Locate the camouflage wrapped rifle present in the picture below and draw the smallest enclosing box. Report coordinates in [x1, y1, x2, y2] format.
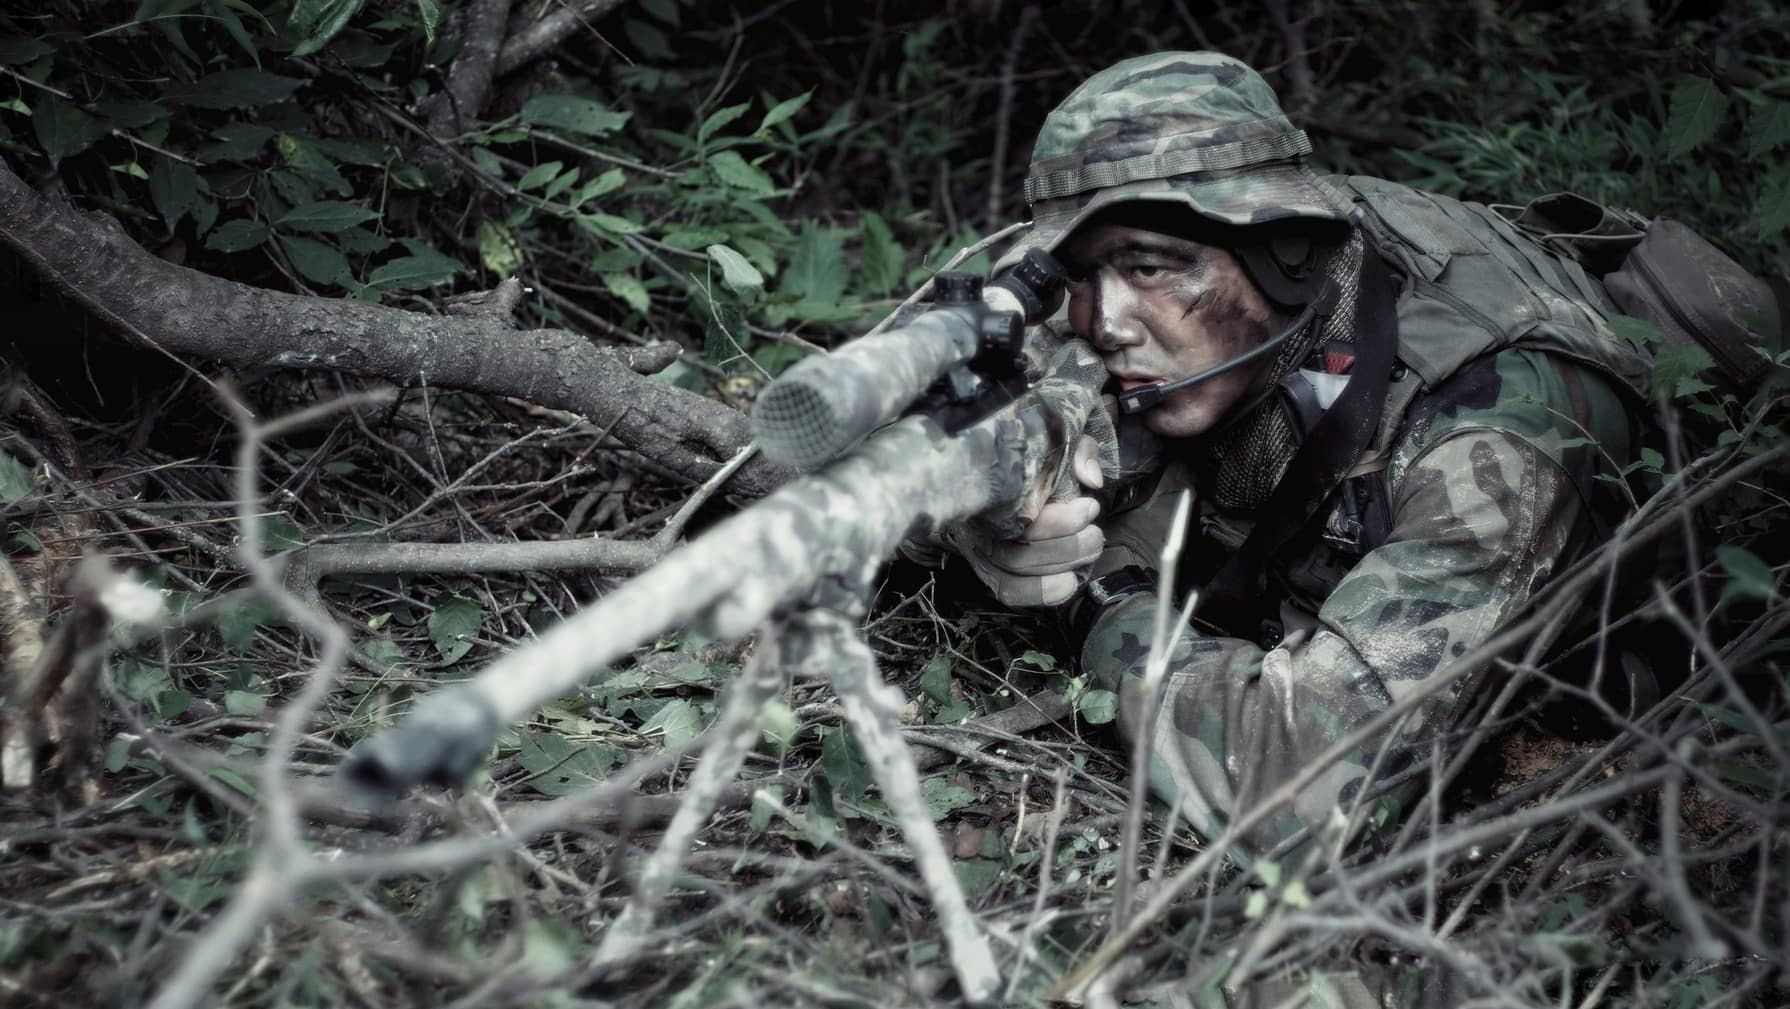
[341, 253, 1086, 1002]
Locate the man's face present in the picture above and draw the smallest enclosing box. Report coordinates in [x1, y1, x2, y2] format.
[1061, 220, 1287, 438]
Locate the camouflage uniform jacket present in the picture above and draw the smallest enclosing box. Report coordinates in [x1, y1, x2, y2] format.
[1081, 177, 1651, 854]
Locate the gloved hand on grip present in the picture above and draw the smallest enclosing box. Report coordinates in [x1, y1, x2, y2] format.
[948, 434, 1107, 605]
[955, 337, 1121, 605]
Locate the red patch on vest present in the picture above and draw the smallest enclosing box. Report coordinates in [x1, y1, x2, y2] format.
[1324, 351, 1356, 375]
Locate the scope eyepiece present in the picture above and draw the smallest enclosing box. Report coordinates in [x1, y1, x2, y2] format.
[987, 249, 1069, 324]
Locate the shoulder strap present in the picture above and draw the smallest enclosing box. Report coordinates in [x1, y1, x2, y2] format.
[1188, 249, 1401, 646]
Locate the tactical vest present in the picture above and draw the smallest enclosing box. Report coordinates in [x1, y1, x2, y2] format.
[1337, 175, 1653, 455]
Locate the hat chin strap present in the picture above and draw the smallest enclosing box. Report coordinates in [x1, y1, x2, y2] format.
[1114, 279, 1338, 415]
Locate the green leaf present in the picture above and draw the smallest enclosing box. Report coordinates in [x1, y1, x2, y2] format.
[428, 595, 483, 664]
[1638, 447, 1665, 471]
[783, 224, 847, 304]
[920, 776, 976, 820]
[569, 167, 625, 208]
[0, 37, 53, 66]
[859, 211, 904, 296]
[590, 246, 642, 273]
[278, 235, 353, 287]
[516, 730, 621, 794]
[1650, 342, 1716, 400]
[1605, 314, 1661, 349]
[661, 228, 728, 251]
[602, 272, 650, 314]
[542, 166, 581, 200]
[224, 690, 267, 716]
[520, 95, 631, 136]
[708, 150, 775, 195]
[1759, 177, 1790, 239]
[275, 134, 351, 196]
[95, 98, 167, 129]
[198, 122, 274, 163]
[205, 218, 268, 252]
[919, 654, 954, 704]
[1078, 689, 1119, 724]
[149, 157, 199, 233]
[105, 736, 133, 773]
[415, 0, 440, 45]
[477, 220, 523, 276]
[520, 920, 579, 979]
[580, 212, 642, 236]
[698, 101, 751, 143]
[0, 451, 34, 504]
[759, 700, 797, 754]
[758, 90, 813, 134]
[706, 243, 764, 298]
[211, 594, 283, 650]
[639, 698, 702, 748]
[166, 69, 302, 110]
[821, 726, 870, 803]
[275, 200, 380, 233]
[289, 0, 363, 57]
[623, 19, 673, 60]
[368, 251, 462, 290]
[516, 159, 563, 191]
[33, 97, 108, 170]
[1716, 545, 1777, 603]
[953, 858, 1002, 896]
[1748, 99, 1790, 159]
[1666, 77, 1729, 158]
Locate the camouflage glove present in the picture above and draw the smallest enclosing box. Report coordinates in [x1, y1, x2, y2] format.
[945, 339, 1122, 607]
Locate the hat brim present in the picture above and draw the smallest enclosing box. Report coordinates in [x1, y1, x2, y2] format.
[994, 164, 1353, 274]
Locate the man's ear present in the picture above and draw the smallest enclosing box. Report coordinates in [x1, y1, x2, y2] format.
[1234, 222, 1346, 311]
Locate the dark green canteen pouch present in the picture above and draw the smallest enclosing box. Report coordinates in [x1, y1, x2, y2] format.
[1602, 219, 1782, 387]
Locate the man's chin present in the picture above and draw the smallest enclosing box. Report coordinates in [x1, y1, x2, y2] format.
[1142, 407, 1214, 439]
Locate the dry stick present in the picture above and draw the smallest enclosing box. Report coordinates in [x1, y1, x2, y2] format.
[145, 391, 391, 1009]
[1111, 490, 1196, 932]
[1657, 738, 1730, 958]
[283, 444, 757, 592]
[1005, 767, 1070, 1004]
[590, 637, 791, 966]
[984, 5, 1039, 232]
[1047, 441, 1790, 1000]
[818, 607, 1001, 1004]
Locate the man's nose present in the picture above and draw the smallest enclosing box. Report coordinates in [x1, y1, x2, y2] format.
[1085, 272, 1144, 352]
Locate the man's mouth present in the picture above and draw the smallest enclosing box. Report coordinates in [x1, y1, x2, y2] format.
[1117, 377, 1164, 392]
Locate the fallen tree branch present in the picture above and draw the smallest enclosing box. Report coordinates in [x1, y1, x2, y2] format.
[424, 0, 515, 137]
[0, 158, 784, 497]
[496, 0, 629, 77]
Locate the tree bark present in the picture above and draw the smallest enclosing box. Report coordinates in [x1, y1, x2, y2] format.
[0, 159, 784, 497]
[424, 0, 515, 137]
[496, 0, 629, 77]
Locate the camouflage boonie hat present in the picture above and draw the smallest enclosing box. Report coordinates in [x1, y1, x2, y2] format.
[997, 52, 1352, 272]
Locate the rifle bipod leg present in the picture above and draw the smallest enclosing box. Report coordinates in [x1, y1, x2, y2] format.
[591, 636, 791, 968]
[809, 608, 1001, 1004]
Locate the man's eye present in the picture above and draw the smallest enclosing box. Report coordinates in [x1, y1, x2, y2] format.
[1127, 263, 1166, 282]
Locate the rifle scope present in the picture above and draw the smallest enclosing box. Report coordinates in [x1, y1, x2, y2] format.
[752, 249, 1067, 472]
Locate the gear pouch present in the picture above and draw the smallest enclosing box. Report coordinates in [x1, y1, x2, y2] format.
[1604, 219, 1782, 387]
[1495, 191, 1647, 275]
